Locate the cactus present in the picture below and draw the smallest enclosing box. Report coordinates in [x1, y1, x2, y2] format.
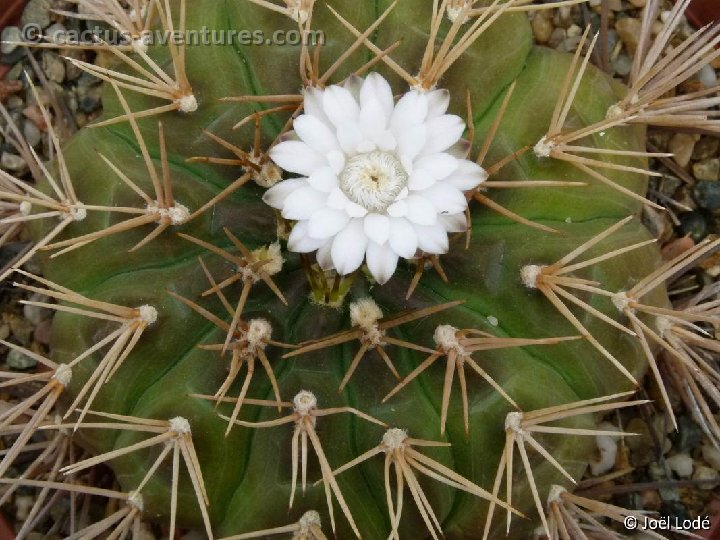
[4, 0, 720, 538]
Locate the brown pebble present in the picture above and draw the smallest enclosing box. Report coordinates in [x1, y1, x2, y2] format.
[33, 319, 52, 346]
[669, 133, 700, 168]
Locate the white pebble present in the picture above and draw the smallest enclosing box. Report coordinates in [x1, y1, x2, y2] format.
[666, 453, 693, 478]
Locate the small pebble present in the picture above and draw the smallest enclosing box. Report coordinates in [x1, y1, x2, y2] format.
[21, 0, 53, 29]
[677, 210, 709, 242]
[694, 181, 720, 211]
[693, 466, 719, 490]
[665, 452, 694, 478]
[23, 293, 52, 325]
[701, 443, 720, 470]
[41, 52, 66, 84]
[697, 64, 718, 89]
[7, 347, 38, 370]
[0, 27, 22, 56]
[616, 17, 642, 54]
[34, 319, 52, 346]
[612, 54, 632, 77]
[0, 152, 27, 172]
[693, 159, 720, 181]
[532, 14, 553, 44]
[692, 137, 719, 161]
[23, 120, 41, 148]
[629, 0, 646, 6]
[669, 133, 699, 167]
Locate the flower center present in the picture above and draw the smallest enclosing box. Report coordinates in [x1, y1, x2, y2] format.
[339, 151, 408, 213]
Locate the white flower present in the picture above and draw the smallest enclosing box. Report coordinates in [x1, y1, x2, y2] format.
[263, 73, 487, 285]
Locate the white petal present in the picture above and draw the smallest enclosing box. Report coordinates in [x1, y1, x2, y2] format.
[447, 140, 472, 159]
[345, 200, 369, 218]
[327, 187, 350, 210]
[344, 75, 363, 101]
[405, 195, 438, 225]
[445, 160, 488, 191]
[360, 73, 394, 122]
[389, 218, 418, 258]
[331, 219, 368, 275]
[414, 153, 458, 180]
[387, 199, 408, 218]
[270, 141, 327, 176]
[303, 87, 332, 126]
[294, 115, 339, 154]
[262, 178, 307, 209]
[408, 169, 436, 190]
[366, 241, 399, 285]
[414, 223, 449, 254]
[323, 85, 360, 127]
[308, 208, 350, 239]
[307, 166, 338, 192]
[282, 186, 327, 220]
[363, 213, 390, 245]
[426, 89, 450, 118]
[317, 241, 335, 270]
[422, 115, 466, 155]
[397, 125, 427, 164]
[328, 151, 346, 174]
[422, 183, 468, 215]
[391, 91, 428, 135]
[360, 98, 389, 135]
[337, 122, 364, 154]
[439, 212, 469, 233]
[288, 221, 327, 253]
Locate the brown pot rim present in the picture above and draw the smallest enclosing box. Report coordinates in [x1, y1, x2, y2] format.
[682, 0, 720, 30]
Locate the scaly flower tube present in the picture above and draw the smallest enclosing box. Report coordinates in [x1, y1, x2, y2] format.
[263, 72, 487, 284]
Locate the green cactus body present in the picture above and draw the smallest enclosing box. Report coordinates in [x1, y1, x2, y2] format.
[34, 1, 666, 538]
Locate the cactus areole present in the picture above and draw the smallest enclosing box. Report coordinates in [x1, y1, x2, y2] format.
[35, 1, 666, 538]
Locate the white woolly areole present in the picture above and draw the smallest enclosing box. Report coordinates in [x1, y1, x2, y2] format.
[350, 298, 383, 330]
[53, 364, 72, 387]
[505, 411, 524, 433]
[447, 0, 472, 23]
[521, 264, 543, 289]
[177, 94, 198, 114]
[434, 325, 462, 353]
[253, 242, 284, 276]
[138, 305, 158, 325]
[606, 103, 624, 120]
[547, 485, 566, 505]
[147, 202, 190, 225]
[533, 136, 555, 158]
[655, 316, 674, 338]
[293, 390, 317, 415]
[298, 510, 322, 531]
[19, 201, 32, 215]
[264, 72, 484, 285]
[70, 204, 87, 222]
[382, 428, 408, 451]
[131, 37, 149, 54]
[254, 161, 283, 188]
[169, 416, 191, 435]
[246, 318, 272, 349]
[611, 291, 633, 313]
[340, 151, 408, 213]
[127, 491, 144, 511]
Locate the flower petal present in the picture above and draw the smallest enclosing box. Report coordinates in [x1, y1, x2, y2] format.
[308, 207, 350, 239]
[363, 213, 390, 245]
[323, 85, 360, 127]
[270, 140, 327, 176]
[387, 199, 408, 218]
[391, 90, 428, 135]
[439, 212, 469, 233]
[307, 166, 339, 192]
[414, 153, 458, 180]
[345, 200, 369, 218]
[408, 168, 436, 190]
[414, 223, 449, 254]
[282, 186, 327, 220]
[422, 183, 468, 215]
[331, 219, 368, 275]
[288, 221, 328, 253]
[303, 87, 332, 126]
[294, 114, 340, 154]
[405, 195, 438, 225]
[426, 89, 450, 118]
[317, 241, 335, 270]
[389, 217, 418, 258]
[361, 73, 394, 122]
[344, 74, 364, 101]
[366, 241, 399, 284]
[422, 115, 466, 154]
[337, 122, 364, 154]
[327, 187, 350, 210]
[262, 178, 307, 209]
[397, 125, 427, 164]
[445, 160, 488, 191]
